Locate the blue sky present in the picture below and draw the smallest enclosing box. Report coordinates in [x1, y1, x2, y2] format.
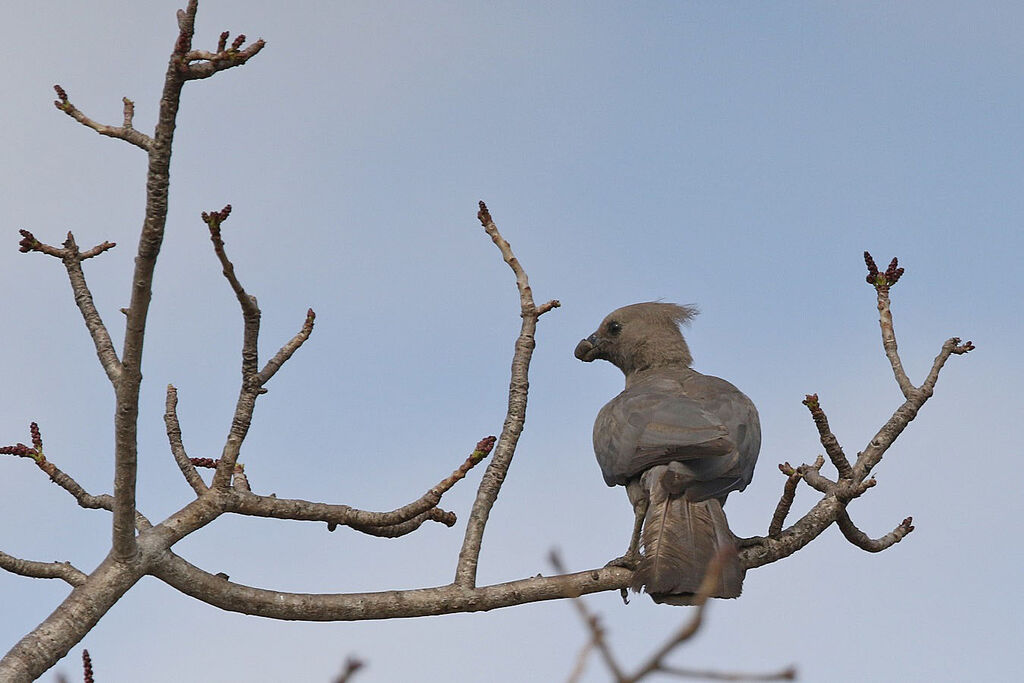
[2, 2, 1020, 681]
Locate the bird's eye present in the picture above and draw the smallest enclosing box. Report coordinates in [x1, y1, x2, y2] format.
[607, 321, 622, 336]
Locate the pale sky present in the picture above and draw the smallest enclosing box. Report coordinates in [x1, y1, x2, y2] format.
[1, 2, 1020, 681]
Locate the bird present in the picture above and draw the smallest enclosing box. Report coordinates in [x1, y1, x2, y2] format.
[574, 302, 760, 604]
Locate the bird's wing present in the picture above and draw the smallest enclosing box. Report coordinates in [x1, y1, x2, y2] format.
[594, 379, 735, 486]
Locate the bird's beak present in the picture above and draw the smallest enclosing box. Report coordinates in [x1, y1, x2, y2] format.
[574, 333, 604, 362]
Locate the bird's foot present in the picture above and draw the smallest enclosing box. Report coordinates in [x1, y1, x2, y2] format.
[605, 551, 641, 571]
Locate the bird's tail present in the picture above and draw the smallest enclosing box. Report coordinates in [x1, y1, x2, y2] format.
[632, 467, 744, 605]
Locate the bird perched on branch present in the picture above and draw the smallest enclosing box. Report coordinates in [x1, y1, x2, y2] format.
[575, 302, 760, 604]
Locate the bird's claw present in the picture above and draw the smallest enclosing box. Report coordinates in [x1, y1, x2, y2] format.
[605, 552, 641, 571]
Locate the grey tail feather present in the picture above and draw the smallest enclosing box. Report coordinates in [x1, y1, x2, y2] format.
[632, 475, 744, 604]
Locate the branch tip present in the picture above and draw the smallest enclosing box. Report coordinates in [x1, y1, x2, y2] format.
[536, 299, 560, 316]
[864, 251, 904, 287]
[952, 338, 975, 354]
[18, 229, 38, 253]
[202, 204, 233, 229]
[477, 200, 492, 226]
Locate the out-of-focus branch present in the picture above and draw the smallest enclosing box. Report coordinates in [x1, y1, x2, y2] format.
[554, 550, 794, 682]
[455, 201, 560, 588]
[551, 551, 627, 682]
[627, 552, 725, 681]
[81, 650, 93, 683]
[657, 666, 797, 681]
[333, 656, 365, 683]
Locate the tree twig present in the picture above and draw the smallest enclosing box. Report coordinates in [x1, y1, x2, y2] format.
[163, 385, 208, 495]
[768, 464, 802, 537]
[454, 201, 560, 588]
[741, 253, 971, 570]
[0, 552, 87, 587]
[835, 509, 914, 552]
[800, 394, 852, 479]
[17, 231, 121, 384]
[52, 86, 153, 151]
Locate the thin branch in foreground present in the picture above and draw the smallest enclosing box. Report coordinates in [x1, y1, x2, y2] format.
[550, 550, 627, 682]
[553, 549, 794, 682]
[333, 656, 364, 683]
[657, 665, 796, 681]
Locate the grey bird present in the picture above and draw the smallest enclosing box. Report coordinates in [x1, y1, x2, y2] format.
[575, 302, 760, 604]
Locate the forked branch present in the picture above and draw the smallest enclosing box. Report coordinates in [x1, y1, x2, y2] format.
[17, 230, 121, 383]
[53, 86, 153, 151]
[740, 252, 972, 570]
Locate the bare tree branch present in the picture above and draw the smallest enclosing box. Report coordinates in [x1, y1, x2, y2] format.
[200, 205, 317, 489]
[0, 1, 973, 678]
[181, 28, 265, 81]
[163, 385, 208, 496]
[864, 252, 915, 398]
[768, 463, 802, 536]
[52, 86, 153, 151]
[740, 252, 971, 571]
[836, 509, 914, 552]
[454, 201, 561, 588]
[17, 231, 122, 384]
[150, 550, 631, 621]
[255, 308, 317, 387]
[800, 394, 852, 479]
[0, 552, 87, 587]
[657, 665, 796, 681]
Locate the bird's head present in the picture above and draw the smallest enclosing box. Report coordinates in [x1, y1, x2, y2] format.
[574, 302, 698, 376]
